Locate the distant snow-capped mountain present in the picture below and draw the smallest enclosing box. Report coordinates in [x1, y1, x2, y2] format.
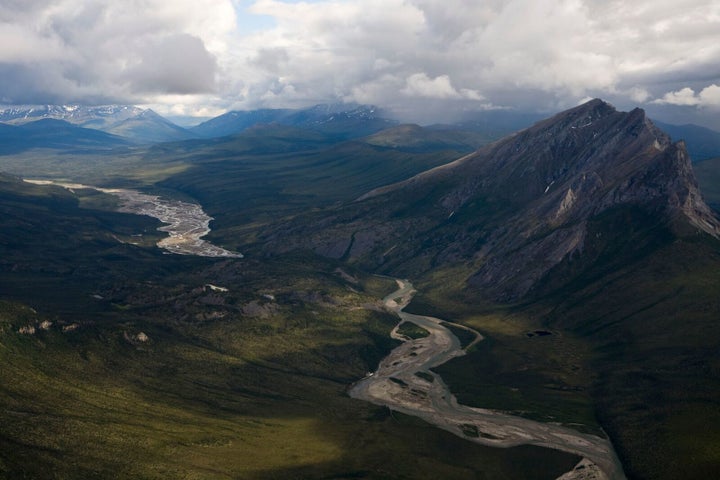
[0, 105, 197, 144]
[0, 105, 145, 129]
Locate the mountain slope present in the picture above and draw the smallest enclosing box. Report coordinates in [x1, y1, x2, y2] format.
[152, 124, 468, 246]
[0, 119, 131, 154]
[103, 109, 197, 143]
[267, 99, 718, 300]
[190, 108, 293, 137]
[0, 105, 195, 144]
[257, 99, 720, 479]
[191, 103, 396, 140]
[363, 124, 493, 152]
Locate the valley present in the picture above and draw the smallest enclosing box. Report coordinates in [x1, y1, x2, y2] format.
[23, 179, 242, 258]
[1, 99, 719, 479]
[351, 279, 623, 479]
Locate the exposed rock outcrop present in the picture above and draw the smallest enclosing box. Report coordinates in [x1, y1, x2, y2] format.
[263, 99, 720, 301]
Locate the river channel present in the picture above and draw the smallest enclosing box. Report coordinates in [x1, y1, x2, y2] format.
[349, 279, 625, 480]
[24, 180, 242, 258]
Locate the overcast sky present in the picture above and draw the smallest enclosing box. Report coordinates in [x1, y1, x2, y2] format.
[1, 0, 719, 127]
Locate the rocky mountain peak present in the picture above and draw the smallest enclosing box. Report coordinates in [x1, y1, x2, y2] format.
[265, 99, 720, 301]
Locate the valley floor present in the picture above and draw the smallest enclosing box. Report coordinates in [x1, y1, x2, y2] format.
[351, 280, 623, 480]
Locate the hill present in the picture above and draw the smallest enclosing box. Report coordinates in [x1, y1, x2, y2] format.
[363, 123, 494, 152]
[149, 123, 478, 247]
[102, 109, 198, 144]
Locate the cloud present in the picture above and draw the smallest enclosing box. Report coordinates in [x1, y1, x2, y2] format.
[402, 74, 461, 99]
[627, 87, 651, 103]
[221, 0, 720, 120]
[0, 0, 231, 104]
[653, 84, 720, 108]
[699, 85, 720, 107]
[1, 0, 720, 126]
[123, 34, 217, 95]
[653, 87, 702, 106]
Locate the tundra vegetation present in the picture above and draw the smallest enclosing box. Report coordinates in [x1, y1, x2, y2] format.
[1, 100, 720, 479]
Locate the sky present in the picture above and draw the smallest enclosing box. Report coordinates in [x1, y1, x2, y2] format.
[1, 0, 720, 128]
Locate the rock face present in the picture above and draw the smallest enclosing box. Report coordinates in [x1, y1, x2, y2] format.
[264, 99, 720, 301]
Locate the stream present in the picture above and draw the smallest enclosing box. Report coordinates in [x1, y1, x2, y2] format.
[349, 279, 625, 480]
[24, 179, 242, 258]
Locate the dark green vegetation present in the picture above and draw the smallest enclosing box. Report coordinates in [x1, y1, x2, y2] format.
[0, 282, 578, 479]
[3, 100, 720, 479]
[440, 322, 479, 349]
[414, 371, 435, 383]
[396, 321, 430, 340]
[0, 170, 578, 478]
[409, 206, 720, 478]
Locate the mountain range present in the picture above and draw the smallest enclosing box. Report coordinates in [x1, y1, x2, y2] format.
[264, 100, 719, 298]
[0, 118, 130, 154]
[2, 102, 720, 163]
[189, 103, 397, 139]
[1, 99, 720, 479]
[0, 104, 197, 144]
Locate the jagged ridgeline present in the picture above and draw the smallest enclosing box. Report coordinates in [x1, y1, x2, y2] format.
[260, 99, 720, 479]
[265, 99, 719, 300]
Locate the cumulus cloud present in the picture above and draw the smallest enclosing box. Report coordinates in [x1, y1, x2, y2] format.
[2, 0, 720, 126]
[0, 0, 231, 104]
[653, 84, 720, 108]
[220, 0, 720, 121]
[653, 87, 702, 106]
[402, 74, 461, 99]
[700, 85, 720, 107]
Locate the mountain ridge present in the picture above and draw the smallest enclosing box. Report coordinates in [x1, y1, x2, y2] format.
[0, 104, 197, 143]
[0, 119, 131, 154]
[191, 103, 396, 140]
[262, 99, 720, 301]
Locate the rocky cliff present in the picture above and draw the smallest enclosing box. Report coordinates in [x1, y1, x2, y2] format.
[263, 99, 720, 301]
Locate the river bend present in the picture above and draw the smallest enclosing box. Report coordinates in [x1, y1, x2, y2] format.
[25, 180, 242, 258]
[350, 279, 625, 480]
